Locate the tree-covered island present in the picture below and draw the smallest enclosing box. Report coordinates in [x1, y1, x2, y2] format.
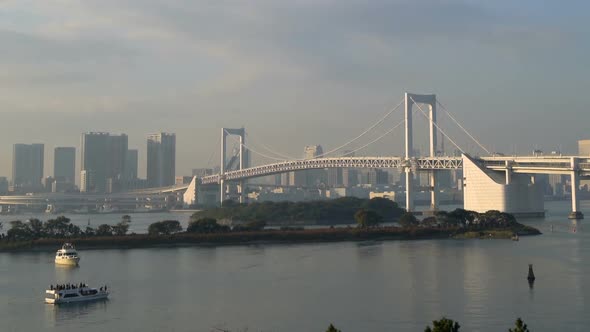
[0, 198, 540, 252]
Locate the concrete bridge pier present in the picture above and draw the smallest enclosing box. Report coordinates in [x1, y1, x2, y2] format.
[569, 158, 584, 219]
[405, 168, 414, 212]
[430, 170, 438, 211]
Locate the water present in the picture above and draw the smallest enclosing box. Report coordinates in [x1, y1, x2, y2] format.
[0, 200, 589, 331]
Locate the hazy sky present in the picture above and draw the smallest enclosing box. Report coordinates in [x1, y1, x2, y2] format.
[1, 0, 589, 179]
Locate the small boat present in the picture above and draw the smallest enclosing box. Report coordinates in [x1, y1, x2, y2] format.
[45, 284, 109, 304]
[55, 243, 80, 266]
[511, 233, 519, 241]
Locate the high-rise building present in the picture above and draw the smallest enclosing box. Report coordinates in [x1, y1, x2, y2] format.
[109, 135, 128, 180]
[0, 177, 8, 194]
[54, 147, 75, 184]
[147, 133, 176, 187]
[367, 169, 389, 186]
[12, 143, 44, 190]
[125, 149, 138, 180]
[81, 132, 128, 192]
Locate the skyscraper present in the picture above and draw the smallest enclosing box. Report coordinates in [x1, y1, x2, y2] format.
[54, 147, 75, 184]
[81, 132, 128, 192]
[12, 143, 44, 190]
[125, 149, 138, 180]
[147, 133, 176, 187]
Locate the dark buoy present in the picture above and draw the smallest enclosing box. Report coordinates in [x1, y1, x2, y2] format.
[527, 264, 536, 283]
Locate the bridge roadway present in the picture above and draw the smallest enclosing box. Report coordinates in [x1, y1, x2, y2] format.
[200, 155, 590, 184]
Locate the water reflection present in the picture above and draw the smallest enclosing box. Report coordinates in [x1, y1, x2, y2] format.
[570, 220, 581, 233]
[44, 299, 109, 327]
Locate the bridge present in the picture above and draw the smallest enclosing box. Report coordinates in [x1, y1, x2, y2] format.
[194, 92, 589, 219]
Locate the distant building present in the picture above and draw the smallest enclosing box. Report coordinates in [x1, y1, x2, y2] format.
[578, 139, 590, 155]
[81, 132, 128, 192]
[367, 169, 389, 186]
[0, 176, 8, 194]
[54, 147, 75, 184]
[192, 168, 214, 177]
[175, 176, 193, 186]
[80, 170, 95, 193]
[12, 143, 44, 191]
[147, 133, 176, 187]
[125, 149, 138, 180]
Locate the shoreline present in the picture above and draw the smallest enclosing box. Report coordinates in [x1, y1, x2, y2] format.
[0, 225, 541, 253]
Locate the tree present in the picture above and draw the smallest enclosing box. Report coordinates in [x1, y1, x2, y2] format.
[509, 318, 530, 332]
[187, 218, 229, 233]
[112, 215, 132, 236]
[399, 212, 419, 227]
[6, 220, 32, 240]
[148, 220, 182, 236]
[112, 221, 130, 236]
[354, 209, 383, 228]
[27, 219, 44, 238]
[326, 323, 341, 332]
[425, 317, 460, 332]
[96, 224, 113, 236]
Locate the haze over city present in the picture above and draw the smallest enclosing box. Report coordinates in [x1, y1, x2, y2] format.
[1, 0, 589, 179]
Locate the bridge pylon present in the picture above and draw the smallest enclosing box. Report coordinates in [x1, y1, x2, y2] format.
[404, 93, 438, 212]
[221, 128, 247, 205]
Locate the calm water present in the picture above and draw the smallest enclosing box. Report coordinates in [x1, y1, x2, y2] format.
[0, 200, 589, 331]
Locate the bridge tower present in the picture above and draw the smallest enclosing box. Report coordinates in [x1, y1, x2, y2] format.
[404, 93, 438, 212]
[220, 128, 247, 205]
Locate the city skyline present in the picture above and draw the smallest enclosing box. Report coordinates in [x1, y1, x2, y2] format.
[1, 1, 590, 179]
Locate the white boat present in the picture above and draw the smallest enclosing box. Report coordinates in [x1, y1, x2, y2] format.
[45, 285, 109, 304]
[55, 243, 80, 266]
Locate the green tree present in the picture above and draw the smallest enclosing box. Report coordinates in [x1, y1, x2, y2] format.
[187, 218, 229, 233]
[148, 220, 182, 236]
[509, 318, 530, 332]
[96, 224, 113, 236]
[27, 219, 44, 238]
[112, 215, 132, 236]
[326, 323, 341, 332]
[112, 221, 130, 236]
[399, 212, 419, 227]
[424, 317, 460, 332]
[6, 220, 32, 240]
[354, 209, 383, 228]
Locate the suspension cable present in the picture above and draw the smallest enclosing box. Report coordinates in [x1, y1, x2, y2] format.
[437, 100, 491, 155]
[410, 97, 465, 154]
[313, 97, 405, 158]
[244, 132, 298, 160]
[223, 129, 286, 162]
[338, 116, 408, 156]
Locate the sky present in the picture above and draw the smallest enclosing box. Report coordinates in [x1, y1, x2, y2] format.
[1, 0, 589, 180]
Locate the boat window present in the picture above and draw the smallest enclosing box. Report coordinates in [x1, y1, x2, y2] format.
[63, 293, 79, 298]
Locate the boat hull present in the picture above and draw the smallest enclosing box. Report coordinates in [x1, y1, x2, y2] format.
[55, 257, 80, 266]
[45, 292, 108, 304]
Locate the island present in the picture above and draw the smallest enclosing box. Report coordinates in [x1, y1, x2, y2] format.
[0, 198, 541, 252]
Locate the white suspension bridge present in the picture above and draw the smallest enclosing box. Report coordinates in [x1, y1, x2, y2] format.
[194, 93, 590, 219]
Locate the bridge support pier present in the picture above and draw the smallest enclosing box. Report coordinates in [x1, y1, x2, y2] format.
[220, 180, 225, 206]
[430, 170, 438, 211]
[405, 168, 414, 212]
[569, 157, 584, 219]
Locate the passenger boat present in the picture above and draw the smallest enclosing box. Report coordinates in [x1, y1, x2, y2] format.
[45, 284, 109, 304]
[55, 243, 80, 266]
